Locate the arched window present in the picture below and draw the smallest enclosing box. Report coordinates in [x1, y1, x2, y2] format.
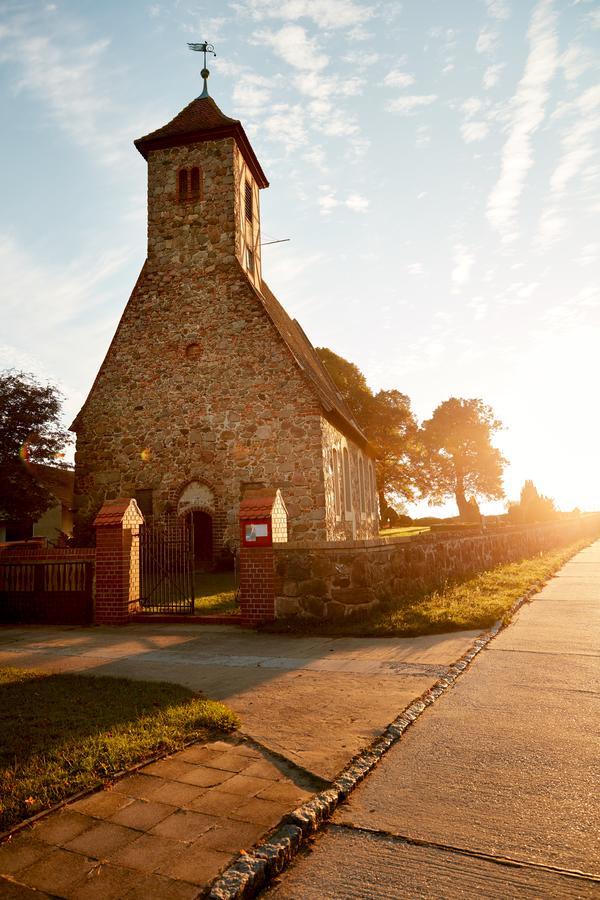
[359, 455, 366, 515]
[370, 461, 377, 516]
[178, 169, 188, 200]
[332, 449, 341, 518]
[190, 167, 200, 198]
[343, 447, 352, 514]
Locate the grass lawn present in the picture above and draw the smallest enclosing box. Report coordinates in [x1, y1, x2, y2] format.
[0, 668, 239, 833]
[194, 571, 239, 615]
[379, 525, 431, 538]
[264, 538, 591, 639]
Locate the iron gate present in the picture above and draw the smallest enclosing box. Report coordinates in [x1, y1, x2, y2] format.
[139, 518, 195, 614]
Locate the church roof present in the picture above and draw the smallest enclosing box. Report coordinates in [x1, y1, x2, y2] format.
[134, 96, 269, 189]
[257, 280, 372, 451]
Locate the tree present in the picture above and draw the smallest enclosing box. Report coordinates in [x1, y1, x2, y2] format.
[0, 370, 71, 523]
[419, 397, 506, 519]
[316, 348, 421, 510]
[507, 480, 557, 523]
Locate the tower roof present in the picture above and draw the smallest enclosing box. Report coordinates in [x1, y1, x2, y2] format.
[134, 96, 269, 188]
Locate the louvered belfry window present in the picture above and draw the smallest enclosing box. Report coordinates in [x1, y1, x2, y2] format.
[245, 179, 253, 221]
[178, 169, 188, 200]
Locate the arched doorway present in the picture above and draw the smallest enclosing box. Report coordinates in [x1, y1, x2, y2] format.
[190, 509, 213, 570]
[177, 480, 216, 573]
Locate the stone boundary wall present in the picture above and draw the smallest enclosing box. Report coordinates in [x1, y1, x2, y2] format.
[273, 515, 600, 619]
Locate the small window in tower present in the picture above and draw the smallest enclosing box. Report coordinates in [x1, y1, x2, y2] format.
[178, 169, 188, 201]
[245, 179, 253, 221]
[246, 247, 255, 275]
[190, 167, 201, 198]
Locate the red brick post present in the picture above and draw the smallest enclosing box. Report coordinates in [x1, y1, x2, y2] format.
[94, 498, 144, 625]
[238, 488, 288, 626]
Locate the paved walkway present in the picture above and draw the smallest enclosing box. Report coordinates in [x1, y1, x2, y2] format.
[0, 622, 481, 896]
[0, 625, 480, 780]
[268, 540, 600, 897]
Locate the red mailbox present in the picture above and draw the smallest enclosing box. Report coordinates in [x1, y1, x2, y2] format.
[242, 517, 272, 547]
[239, 487, 288, 547]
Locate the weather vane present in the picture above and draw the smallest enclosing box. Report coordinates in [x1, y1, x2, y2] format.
[187, 41, 216, 99]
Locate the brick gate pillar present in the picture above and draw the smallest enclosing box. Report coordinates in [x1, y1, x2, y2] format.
[94, 498, 144, 625]
[238, 488, 288, 626]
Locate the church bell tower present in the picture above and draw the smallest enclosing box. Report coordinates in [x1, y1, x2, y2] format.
[133, 49, 268, 288]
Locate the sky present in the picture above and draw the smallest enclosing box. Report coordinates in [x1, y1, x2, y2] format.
[1, 0, 599, 517]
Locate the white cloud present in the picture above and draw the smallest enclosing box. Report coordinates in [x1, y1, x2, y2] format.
[256, 24, 327, 70]
[383, 69, 415, 88]
[345, 193, 369, 212]
[387, 94, 437, 114]
[461, 121, 490, 142]
[476, 28, 499, 55]
[485, 0, 510, 20]
[0, 232, 131, 422]
[235, 0, 371, 29]
[452, 244, 475, 289]
[462, 97, 483, 117]
[262, 104, 307, 150]
[560, 43, 595, 84]
[232, 72, 273, 116]
[486, 0, 558, 240]
[483, 62, 505, 88]
[407, 262, 424, 275]
[536, 85, 600, 249]
[317, 187, 369, 215]
[577, 243, 599, 266]
[588, 9, 600, 29]
[0, 10, 158, 169]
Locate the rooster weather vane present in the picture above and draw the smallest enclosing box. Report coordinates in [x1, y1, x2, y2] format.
[187, 41, 216, 99]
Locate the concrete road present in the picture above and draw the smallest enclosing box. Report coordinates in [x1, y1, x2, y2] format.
[0, 624, 479, 781]
[268, 540, 600, 897]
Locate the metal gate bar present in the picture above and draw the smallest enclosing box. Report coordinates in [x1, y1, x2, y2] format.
[139, 518, 194, 614]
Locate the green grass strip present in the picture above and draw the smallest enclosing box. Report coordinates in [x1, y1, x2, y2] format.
[0, 669, 239, 833]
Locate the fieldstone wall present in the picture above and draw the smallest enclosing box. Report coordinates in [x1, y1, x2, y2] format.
[321, 419, 379, 542]
[274, 516, 600, 619]
[72, 134, 371, 549]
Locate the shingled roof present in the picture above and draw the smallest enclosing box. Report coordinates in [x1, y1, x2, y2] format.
[134, 96, 269, 189]
[256, 280, 371, 452]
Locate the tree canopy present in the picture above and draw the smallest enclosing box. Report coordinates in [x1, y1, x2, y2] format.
[0, 370, 71, 523]
[316, 348, 421, 513]
[507, 480, 557, 523]
[419, 397, 505, 519]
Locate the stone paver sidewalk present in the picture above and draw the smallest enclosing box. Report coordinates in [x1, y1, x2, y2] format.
[0, 626, 480, 779]
[0, 737, 314, 898]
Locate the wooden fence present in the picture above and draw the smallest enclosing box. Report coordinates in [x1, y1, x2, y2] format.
[0, 548, 95, 625]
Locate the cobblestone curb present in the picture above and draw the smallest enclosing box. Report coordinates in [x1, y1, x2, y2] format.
[206, 583, 543, 899]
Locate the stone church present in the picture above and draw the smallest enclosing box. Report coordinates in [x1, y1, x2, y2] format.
[72, 79, 379, 557]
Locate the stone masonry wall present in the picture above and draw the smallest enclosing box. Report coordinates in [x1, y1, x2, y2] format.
[73, 138, 332, 547]
[273, 516, 600, 619]
[321, 418, 378, 542]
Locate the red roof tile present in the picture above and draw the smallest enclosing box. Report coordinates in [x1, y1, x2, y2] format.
[239, 488, 279, 518]
[93, 498, 139, 526]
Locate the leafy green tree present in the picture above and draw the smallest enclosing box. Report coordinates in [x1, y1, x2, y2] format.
[0, 370, 71, 523]
[508, 480, 557, 523]
[316, 348, 421, 510]
[419, 397, 505, 519]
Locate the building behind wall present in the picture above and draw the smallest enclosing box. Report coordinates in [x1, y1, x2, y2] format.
[71, 83, 379, 557]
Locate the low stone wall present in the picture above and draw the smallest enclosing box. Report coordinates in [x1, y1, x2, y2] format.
[273, 515, 600, 620]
